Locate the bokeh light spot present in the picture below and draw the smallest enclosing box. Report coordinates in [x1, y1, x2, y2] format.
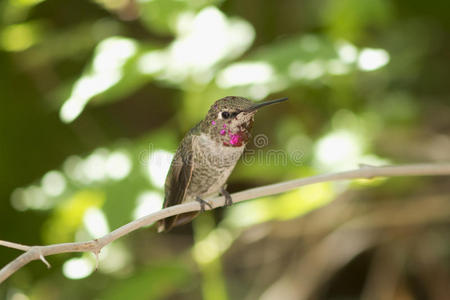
[63, 257, 94, 280]
[0, 23, 40, 51]
[289, 60, 326, 80]
[60, 37, 137, 123]
[217, 62, 274, 88]
[9, 290, 29, 300]
[83, 207, 109, 238]
[41, 170, 66, 197]
[83, 149, 109, 182]
[133, 191, 164, 220]
[337, 41, 358, 63]
[138, 50, 167, 74]
[315, 130, 362, 170]
[147, 150, 173, 189]
[105, 151, 132, 180]
[358, 48, 390, 71]
[193, 228, 234, 264]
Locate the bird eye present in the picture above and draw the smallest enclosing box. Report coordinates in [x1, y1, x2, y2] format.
[221, 111, 230, 119]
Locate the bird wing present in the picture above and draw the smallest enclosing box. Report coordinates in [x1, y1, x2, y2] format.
[158, 125, 200, 232]
[163, 141, 195, 208]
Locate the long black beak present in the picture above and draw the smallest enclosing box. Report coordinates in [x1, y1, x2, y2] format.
[243, 97, 288, 113]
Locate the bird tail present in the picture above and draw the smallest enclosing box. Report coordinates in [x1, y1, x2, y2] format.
[157, 212, 200, 233]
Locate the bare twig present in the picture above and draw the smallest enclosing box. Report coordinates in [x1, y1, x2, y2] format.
[1, 163, 449, 284]
[0, 241, 31, 252]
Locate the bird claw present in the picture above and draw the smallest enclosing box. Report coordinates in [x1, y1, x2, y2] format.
[220, 186, 233, 207]
[196, 196, 212, 212]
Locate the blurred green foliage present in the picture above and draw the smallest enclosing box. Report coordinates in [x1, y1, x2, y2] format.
[0, 0, 449, 299]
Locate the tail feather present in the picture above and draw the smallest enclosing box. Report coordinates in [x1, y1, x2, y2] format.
[157, 212, 200, 232]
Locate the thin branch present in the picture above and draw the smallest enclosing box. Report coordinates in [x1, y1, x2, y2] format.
[39, 255, 51, 269]
[0, 241, 31, 252]
[1, 163, 449, 284]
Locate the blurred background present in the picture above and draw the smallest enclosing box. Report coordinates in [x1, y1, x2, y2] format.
[1, 0, 449, 299]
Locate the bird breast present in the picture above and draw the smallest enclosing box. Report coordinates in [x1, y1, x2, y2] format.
[186, 133, 245, 199]
[196, 133, 245, 168]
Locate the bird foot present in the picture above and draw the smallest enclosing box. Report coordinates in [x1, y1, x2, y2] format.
[196, 196, 213, 212]
[220, 186, 233, 207]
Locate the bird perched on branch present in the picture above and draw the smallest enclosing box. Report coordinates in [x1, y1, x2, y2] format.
[157, 96, 288, 232]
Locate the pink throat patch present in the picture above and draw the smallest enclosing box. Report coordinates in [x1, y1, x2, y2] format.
[229, 133, 242, 146]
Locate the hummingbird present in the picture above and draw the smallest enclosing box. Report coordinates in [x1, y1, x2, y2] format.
[157, 96, 288, 232]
